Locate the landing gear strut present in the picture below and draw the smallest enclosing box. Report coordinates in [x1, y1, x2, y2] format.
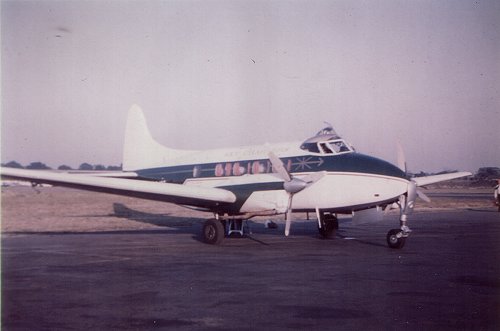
[227, 219, 245, 237]
[318, 212, 338, 239]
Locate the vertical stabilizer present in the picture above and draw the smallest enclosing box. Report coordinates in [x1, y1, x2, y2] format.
[122, 105, 193, 171]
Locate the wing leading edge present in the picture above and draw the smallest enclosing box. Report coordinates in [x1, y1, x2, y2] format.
[1, 167, 236, 209]
[412, 171, 472, 187]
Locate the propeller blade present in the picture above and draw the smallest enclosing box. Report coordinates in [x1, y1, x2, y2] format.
[268, 151, 291, 182]
[406, 181, 417, 213]
[417, 189, 431, 203]
[300, 170, 327, 184]
[285, 211, 292, 236]
[396, 141, 407, 174]
[408, 181, 417, 202]
[285, 194, 293, 236]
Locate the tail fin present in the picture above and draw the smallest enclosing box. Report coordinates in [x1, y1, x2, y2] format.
[122, 104, 194, 171]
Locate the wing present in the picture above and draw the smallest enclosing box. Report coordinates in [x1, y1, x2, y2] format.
[412, 171, 472, 187]
[1, 167, 236, 209]
[54, 171, 139, 178]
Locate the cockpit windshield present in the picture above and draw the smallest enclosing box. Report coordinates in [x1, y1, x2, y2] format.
[301, 125, 354, 155]
[311, 139, 352, 155]
[329, 140, 351, 153]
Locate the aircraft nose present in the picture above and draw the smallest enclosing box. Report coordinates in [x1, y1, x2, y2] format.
[343, 153, 407, 179]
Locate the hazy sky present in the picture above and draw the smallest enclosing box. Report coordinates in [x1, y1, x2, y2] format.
[2, 0, 499, 173]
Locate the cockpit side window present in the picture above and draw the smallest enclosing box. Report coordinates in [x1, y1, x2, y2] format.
[300, 142, 320, 153]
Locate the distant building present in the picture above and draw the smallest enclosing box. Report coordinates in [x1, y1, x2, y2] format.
[476, 167, 500, 179]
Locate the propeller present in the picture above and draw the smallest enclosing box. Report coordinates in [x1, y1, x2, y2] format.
[396, 142, 431, 217]
[268, 152, 326, 236]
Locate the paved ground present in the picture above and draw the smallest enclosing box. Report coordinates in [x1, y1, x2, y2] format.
[2, 187, 500, 330]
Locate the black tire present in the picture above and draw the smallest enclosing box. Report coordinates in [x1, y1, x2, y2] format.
[202, 219, 225, 245]
[318, 214, 338, 239]
[387, 229, 406, 249]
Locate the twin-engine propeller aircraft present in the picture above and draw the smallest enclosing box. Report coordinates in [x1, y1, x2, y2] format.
[1, 105, 471, 248]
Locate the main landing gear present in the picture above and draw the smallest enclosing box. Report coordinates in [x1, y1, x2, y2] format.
[201, 210, 410, 248]
[317, 212, 338, 239]
[202, 212, 341, 244]
[202, 218, 247, 245]
[202, 219, 225, 245]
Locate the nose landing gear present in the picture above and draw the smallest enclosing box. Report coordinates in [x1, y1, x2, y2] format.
[386, 229, 407, 249]
[386, 205, 412, 249]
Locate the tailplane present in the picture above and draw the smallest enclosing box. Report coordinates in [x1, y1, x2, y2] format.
[122, 104, 194, 171]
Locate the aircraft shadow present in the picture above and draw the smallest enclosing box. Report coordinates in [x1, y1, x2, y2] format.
[113, 203, 311, 237]
[3, 203, 387, 249]
[112, 203, 203, 228]
[466, 207, 499, 213]
[111, 204, 388, 247]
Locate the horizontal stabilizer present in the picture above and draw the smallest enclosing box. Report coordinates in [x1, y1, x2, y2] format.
[412, 172, 472, 187]
[1, 167, 236, 208]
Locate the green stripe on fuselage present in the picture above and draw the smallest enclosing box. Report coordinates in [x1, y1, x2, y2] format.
[136, 153, 406, 184]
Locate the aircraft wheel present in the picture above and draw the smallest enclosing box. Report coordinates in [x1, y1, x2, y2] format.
[202, 219, 225, 245]
[318, 214, 338, 239]
[387, 229, 406, 249]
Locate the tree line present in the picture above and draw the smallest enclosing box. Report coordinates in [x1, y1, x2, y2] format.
[1, 160, 122, 171]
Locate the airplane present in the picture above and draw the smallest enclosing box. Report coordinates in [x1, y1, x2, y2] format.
[1, 104, 471, 248]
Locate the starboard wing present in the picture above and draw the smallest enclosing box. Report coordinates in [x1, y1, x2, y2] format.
[412, 171, 472, 187]
[1, 167, 236, 209]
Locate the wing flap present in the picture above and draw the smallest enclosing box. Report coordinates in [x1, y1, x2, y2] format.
[412, 172, 472, 187]
[1, 167, 236, 208]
